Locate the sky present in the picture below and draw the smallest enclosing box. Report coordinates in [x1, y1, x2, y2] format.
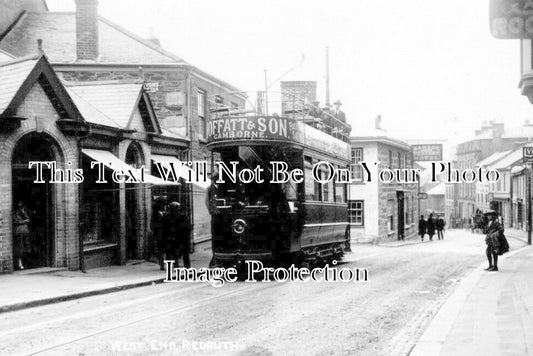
[47, 0, 533, 145]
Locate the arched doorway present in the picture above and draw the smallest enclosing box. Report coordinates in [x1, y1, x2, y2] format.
[11, 133, 61, 269]
[125, 143, 144, 259]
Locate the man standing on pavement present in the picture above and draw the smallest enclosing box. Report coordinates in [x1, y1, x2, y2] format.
[427, 213, 436, 241]
[167, 201, 191, 268]
[206, 172, 220, 267]
[436, 216, 445, 240]
[418, 215, 427, 241]
[152, 196, 168, 271]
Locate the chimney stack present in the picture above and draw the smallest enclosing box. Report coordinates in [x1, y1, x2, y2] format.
[37, 39, 44, 55]
[75, 0, 99, 61]
[375, 114, 382, 130]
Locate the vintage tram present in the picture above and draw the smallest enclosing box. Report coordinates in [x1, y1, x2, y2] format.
[206, 114, 351, 268]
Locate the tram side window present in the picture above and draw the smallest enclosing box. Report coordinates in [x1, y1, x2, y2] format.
[304, 156, 319, 201]
[324, 168, 334, 202]
[335, 165, 347, 203]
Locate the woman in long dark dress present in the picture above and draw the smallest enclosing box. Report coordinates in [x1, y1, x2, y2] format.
[427, 213, 436, 241]
[13, 201, 30, 270]
[484, 212, 502, 271]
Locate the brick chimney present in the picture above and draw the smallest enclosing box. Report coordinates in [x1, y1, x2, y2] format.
[75, 0, 99, 61]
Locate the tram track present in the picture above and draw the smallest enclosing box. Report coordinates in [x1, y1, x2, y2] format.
[8, 281, 283, 356]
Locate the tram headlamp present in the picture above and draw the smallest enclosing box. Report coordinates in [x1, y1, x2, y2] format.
[232, 219, 247, 234]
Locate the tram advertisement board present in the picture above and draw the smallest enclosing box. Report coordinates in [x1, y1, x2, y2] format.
[208, 116, 295, 142]
[412, 144, 443, 162]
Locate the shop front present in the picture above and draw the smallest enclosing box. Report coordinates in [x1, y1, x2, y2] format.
[0, 55, 190, 273]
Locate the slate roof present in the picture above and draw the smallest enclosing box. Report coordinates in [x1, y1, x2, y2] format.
[0, 12, 184, 65]
[475, 151, 512, 167]
[491, 148, 526, 170]
[66, 82, 143, 128]
[427, 183, 445, 196]
[0, 49, 14, 61]
[0, 56, 39, 114]
[65, 86, 121, 129]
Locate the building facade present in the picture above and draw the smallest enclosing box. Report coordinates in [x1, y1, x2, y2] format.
[0, 54, 193, 272]
[455, 121, 533, 223]
[0, 0, 246, 243]
[349, 133, 418, 243]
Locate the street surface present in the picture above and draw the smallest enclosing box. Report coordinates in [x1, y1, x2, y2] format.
[0, 230, 526, 356]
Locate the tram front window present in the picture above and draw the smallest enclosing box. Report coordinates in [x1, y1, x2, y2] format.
[212, 145, 300, 208]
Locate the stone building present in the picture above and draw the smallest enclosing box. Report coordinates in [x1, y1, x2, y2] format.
[0, 0, 246, 242]
[455, 121, 533, 222]
[0, 54, 192, 273]
[444, 160, 459, 228]
[349, 125, 418, 243]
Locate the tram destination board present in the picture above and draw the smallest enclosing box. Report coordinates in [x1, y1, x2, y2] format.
[490, 0, 533, 39]
[208, 116, 295, 142]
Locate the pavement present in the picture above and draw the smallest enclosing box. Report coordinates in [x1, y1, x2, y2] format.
[0, 241, 213, 313]
[410, 237, 533, 356]
[2, 229, 533, 355]
[378, 230, 452, 247]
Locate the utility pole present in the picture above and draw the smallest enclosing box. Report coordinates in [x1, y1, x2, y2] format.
[264, 69, 269, 117]
[325, 46, 330, 107]
[417, 172, 421, 221]
[526, 163, 531, 245]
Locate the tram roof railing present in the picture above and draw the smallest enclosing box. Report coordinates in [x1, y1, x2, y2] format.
[207, 90, 351, 143]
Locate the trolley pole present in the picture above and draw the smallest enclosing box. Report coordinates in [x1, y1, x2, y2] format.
[264, 69, 269, 117]
[526, 163, 531, 245]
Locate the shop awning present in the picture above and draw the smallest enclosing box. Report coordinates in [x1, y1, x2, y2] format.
[82, 148, 178, 185]
[511, 165, 525, 175]
[151, 154, 211, 189]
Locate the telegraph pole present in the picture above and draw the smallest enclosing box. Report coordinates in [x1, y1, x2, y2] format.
[325, 46, 330, 107]
[264, 69, 269, 117]
[526, 163, 531, 245]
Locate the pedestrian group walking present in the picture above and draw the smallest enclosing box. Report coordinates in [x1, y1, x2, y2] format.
[418, 213, 446, 242]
